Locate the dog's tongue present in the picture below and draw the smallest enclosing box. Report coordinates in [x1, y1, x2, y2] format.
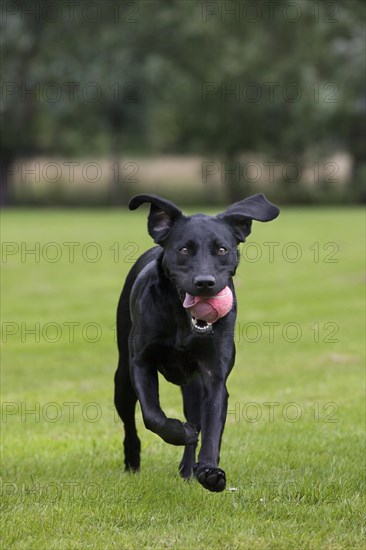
[183, 293, 201, 308]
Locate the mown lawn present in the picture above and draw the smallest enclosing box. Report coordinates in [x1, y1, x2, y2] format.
[1, 206, 365, 549]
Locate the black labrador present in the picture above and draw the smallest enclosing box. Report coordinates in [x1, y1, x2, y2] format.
[114, 193, 279, 492]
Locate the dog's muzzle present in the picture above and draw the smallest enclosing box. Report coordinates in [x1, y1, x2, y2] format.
[175, 284, 214, 335]
[181, 286, 233, 335]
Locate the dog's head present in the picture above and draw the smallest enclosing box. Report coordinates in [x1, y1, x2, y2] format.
[129, 193, 279, 299]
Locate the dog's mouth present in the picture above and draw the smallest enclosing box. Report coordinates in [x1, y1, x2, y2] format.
[175, 284, 214, 335]
[190, 316, 213, 335]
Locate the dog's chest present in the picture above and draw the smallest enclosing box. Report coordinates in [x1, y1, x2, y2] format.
[150, 343, 197, 385]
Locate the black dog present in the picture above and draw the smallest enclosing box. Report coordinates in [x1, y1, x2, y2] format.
[114, 194, 279, 492]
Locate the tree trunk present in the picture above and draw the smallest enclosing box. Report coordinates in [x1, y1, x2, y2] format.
[0, 159, 14, 207]
[224, 153, 251, 203]
[109, 157, 129, 207]
[349, 112, 366, 203]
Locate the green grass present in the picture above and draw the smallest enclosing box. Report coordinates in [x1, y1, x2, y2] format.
[1, 206, 365, 549]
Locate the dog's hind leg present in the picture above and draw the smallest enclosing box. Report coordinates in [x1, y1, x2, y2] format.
[179, 376, 202, 479]
[114, 358, 141, 472]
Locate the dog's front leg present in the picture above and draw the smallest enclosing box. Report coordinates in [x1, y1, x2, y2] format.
[130, 360, 198, 446]
[194, 373, 229, 492]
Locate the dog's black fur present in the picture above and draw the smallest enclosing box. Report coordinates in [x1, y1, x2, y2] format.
[114, 194, 279, 492]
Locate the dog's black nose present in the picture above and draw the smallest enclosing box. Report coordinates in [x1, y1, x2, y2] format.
[194, 275, 216, 290]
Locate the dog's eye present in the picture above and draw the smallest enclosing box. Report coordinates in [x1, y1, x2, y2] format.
[179, 247, 189, 256]
[218, 246, 227, 256]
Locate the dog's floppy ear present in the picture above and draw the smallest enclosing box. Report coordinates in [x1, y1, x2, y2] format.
[129, 194, 183, 244]
[217, 193, 280, 242]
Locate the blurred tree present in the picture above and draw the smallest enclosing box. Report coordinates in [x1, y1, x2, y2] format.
[139, 0, 365, 201]
[1, 0, 365, 204]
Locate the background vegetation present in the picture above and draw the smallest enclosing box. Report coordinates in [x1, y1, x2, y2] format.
[1, 0, 365, 205]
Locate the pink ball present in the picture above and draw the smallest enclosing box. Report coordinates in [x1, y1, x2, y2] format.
[183, 286, 233, 323]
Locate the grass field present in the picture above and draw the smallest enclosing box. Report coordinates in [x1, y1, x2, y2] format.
[1, 206, 365, 549]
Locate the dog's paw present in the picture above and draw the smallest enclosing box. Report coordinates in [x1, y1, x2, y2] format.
[179, 464, 193, 480]
[124, 435, 141, 472]
[194, 463, 226, 492]
[125, 462, 140, 473]
[160, 419, 198, 446]
[179, 456, 195, 480]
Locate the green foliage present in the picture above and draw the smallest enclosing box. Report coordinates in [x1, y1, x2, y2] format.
[1, 1, 364, 156]
[1, 1, 365, 203]
[1, 207, 365, 548]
